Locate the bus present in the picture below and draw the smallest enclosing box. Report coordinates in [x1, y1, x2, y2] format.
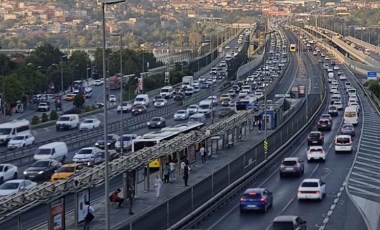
[109, 75, 121, 90]
[131, 122, 204, 168]
[290, 44, 297, 52]
[0, 119, 31, 145]
[343, 106, 358, 125]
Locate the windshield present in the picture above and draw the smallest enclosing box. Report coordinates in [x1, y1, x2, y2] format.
[337, 137, 350, 144]
[242, 193, 262, 199]
[301, 182, 319, 187]
[0, 128, 11, 135]
[0, 182, 19, 190]
[283, 160, 297, 166]
[83, 120, 94, 124]
[345, 112, 356, 118]
[151, 117, 161, 121]
[177, 111, 186, 114]
[161, 89, 169, 92]
[12, 136, 25, 140]
[32, 161, 50, 167]
[199, 105, 210, 109]
[156, 99, 164, 103]
[135, 98, 144, 101]
[57, 166, 75, 173]
[189, 106, 197, 109]
[309, 132, 320, 137]
[77, 149, 93, 155]
[58, 117, 70, 121]
[36, 148, 52, 155]
[0, 165, 3, 171]
[122, 136, 132, 141]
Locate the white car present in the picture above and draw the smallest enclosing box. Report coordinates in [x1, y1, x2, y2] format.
[193, 85, 200, 93]
[207, 96, 218, 106]
[307, 146, 326, 161]
[334, 135, 353, 153]
[154, 99, 168, 108]
[117, 102, 132, 113]
[348, 101, 360, 112]
[72, 147, 104, 164]
[339, 74, 347, 80]
[7, 134, 35, 150]
[174, 110, 189, 121]
[0, 164, 18, 183]
[94, 80, 103, 86]
[79, 118, 101, 131]
[297, 178, 326, 200]
[333, 101, 343, 110]
[0, 179, 37, 197]
[109, 95, 117, 102]
[187, 105, 199, 115]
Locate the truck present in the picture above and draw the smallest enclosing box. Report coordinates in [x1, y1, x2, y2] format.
[182, 76, 193, 89]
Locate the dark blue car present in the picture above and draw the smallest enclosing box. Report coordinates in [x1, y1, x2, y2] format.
[240, 188, 273, 213]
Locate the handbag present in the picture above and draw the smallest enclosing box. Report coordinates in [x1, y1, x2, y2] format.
[85, 206, 94, 222]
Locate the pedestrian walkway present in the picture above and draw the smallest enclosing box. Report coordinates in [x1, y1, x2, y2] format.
[34, 126, 272, 230]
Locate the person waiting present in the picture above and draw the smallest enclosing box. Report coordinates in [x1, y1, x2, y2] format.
[110, 188, 124, 208]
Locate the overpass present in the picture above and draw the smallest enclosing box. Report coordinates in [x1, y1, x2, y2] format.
[304, 25, 380, 68]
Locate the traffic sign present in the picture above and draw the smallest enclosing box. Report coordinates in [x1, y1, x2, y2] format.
[367, 71, 377, 80]
[263, 140, 269, 153]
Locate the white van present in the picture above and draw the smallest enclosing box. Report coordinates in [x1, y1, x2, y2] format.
[34, 142, 68, 162]
[198, 100, 214, 117]
[160, 86, 174, 99]
[134, 94, 150, 107]
[188, 113, 206, 123]
[347, 88, 356, 97]
[0, 119, 30, 145]
[335, 135, 352, 153]
[56, 114, 80, 131]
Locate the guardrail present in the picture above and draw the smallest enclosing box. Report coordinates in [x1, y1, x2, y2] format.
[168, 64, 327, 230]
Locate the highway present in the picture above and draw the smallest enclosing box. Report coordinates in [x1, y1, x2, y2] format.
[198, 30, 367, 230]
[0, 31, 250, 229]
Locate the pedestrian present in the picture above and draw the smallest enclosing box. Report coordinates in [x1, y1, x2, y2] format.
[154, 175, 163, 198]
[110, 188, 124, 208]
[200, 145, 206, 164]
[163, 163, 170, 183]
[258, 119, 262, 133]
[180, 160, 186, 175]
[83, 201, 94, 230]
[183, 162, 190, 186]
[169, 161, 176, 180]
[127, 185, 134, 215]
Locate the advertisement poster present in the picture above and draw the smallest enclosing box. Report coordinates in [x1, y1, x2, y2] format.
[189, 144, 196, 163]
[77, 189, 90, 223]
[50, 198, 65, 230]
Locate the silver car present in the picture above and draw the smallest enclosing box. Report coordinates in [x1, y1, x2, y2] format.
[187, 105, 199, 115]
[174, 110, 189, 121]
[279, 157, 304, 177]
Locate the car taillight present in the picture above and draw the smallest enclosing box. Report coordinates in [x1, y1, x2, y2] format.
[260, 198, 265, 202]
[240, 198, 245, 202]
[315, 191, 320, 194]
[280, 164, 285, 168]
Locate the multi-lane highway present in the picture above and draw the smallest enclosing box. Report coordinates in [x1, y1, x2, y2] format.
[196, 29, 369, 230]
[0, 31, 250, 229]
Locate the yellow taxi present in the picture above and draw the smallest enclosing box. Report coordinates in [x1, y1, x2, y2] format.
[50, 163, 83, 182]
[219, 94, 231, 101]
[63, 94, 76, 101]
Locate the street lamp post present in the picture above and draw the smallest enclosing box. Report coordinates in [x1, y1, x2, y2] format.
[101, 1, 125, 230]
[111, 32, 124, 155]
[60, 55, 67, 95]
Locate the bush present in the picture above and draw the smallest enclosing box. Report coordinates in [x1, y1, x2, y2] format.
[50, 110, 58, 120]
[91, 104, 97, 110]
[85, 105, 92, 112]
[31, 115, 40, 125]
[41, 113, 48, 123]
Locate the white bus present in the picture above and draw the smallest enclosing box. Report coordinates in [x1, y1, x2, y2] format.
[343, 106, 358, 125]
[132, 122, 204, 168]
[0, 119, 31, 145]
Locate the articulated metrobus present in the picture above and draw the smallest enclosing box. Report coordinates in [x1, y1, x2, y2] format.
[131, 122, 204, 168]
[289, 44, 297, 52]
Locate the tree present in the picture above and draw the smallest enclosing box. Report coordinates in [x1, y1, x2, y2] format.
[31, 115, 40, 125]
[41, 113, 48, 123]
[73, 93, 85, 108]
[26, 43, 65, 69]
[50, 110, 58, 120]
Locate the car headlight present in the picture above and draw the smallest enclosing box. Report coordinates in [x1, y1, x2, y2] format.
[147, 122, 150, 125]
[157, 122, 161, 125]
[138, 109, 142, 111]
[23, 171, 28, 175]
[38, 171, 44, 174]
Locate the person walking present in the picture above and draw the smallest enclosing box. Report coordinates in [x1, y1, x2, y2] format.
[154, 175, 163, 198]
[163, 162, 170, 183]
[127, 185, 134, 215]
[169, 161, 176, 181]
[183, 162, 190, 186]
[257, 119, 262, 133]
[110, 188, 124, 208]
[200, 145, 206, 164]
[83, 201, 94, 230]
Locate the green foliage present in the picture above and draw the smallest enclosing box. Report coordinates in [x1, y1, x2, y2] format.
[31, 115, 40, 125]
[26, 43, 65, 69]
[368, 80, 380, 98]
[85, 105, 92, 112]
[50, 110, 58, 120]
[41, 113, 48, 123]
[0, 74, 24, 105]
[91, 104, 97, 110]
[73, 93, 85, 108]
